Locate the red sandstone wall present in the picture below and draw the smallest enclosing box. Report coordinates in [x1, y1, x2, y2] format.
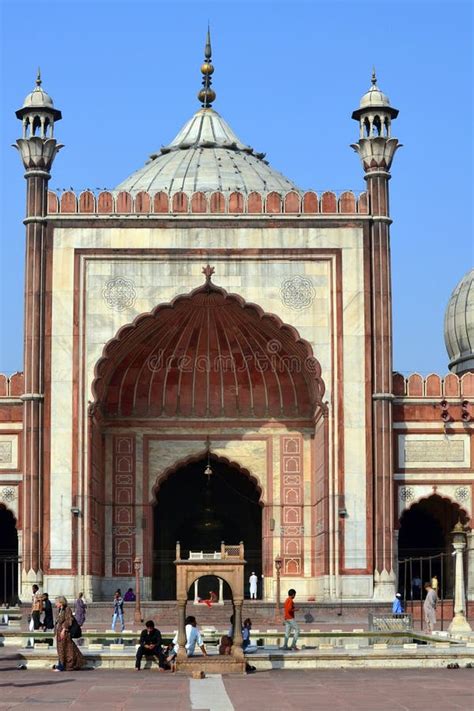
[314, 413, 329, 576]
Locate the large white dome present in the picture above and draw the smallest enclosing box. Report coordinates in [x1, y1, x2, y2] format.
[115, 108, 299, 195]
[444, 268, 474, 374]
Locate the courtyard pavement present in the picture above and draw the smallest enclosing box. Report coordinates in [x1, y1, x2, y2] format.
[0, 654, 473, 711]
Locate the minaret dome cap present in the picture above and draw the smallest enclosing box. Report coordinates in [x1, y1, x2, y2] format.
[16, 69, 62, 121]
[352, 69, 398, 121]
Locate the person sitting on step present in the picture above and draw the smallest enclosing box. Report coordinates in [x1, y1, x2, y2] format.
[135, 620, 164, 671]
[172, 616, 208, 657]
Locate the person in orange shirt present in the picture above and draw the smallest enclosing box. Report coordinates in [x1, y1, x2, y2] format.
[282, 588, 300, 651]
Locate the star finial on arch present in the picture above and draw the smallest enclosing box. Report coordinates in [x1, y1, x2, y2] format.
[202, 264, 215, 285]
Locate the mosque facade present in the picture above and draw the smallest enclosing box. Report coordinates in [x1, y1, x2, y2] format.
[0, 35, 473, 603]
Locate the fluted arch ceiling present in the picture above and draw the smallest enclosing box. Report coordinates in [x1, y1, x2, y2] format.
[93, 283, 324, 419]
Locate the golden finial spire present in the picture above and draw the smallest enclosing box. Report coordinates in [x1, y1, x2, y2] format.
[36, 67, 42, 87]
[198, 25, 216, 108]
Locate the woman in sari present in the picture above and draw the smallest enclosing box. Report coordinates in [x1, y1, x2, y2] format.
[54, 596, 85, 671]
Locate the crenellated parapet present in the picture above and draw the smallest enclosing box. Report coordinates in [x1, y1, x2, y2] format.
[0, 372, 24, 398]
[47, 189, 369, 216]
[393, 372, 474, 399]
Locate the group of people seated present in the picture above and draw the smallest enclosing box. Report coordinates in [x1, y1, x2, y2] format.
[135, 614, 256, 672]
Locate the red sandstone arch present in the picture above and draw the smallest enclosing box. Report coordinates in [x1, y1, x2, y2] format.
[151, 451, 264, 505]
[92, 281, 324, 419]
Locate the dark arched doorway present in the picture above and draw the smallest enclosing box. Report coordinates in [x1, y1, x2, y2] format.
[153, 456, 262, 600]
[398, 495, 469, 598]
[0, 505, 19, 604]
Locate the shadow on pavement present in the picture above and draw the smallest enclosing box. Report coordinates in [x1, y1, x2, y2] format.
[0, 678, 76, 688]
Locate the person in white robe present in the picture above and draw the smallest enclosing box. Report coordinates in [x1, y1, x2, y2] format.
[249, 572, 258, 599]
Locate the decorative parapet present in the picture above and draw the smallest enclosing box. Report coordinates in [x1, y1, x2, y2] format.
[0, 372, 24, 397]
[393, 372, 474, 399]
[47, 189, 369, 216]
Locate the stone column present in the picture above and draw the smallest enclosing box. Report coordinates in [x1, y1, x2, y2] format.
[218, 577, 224, 603]
[232, 598, 244, 660]
[177, 601, 187, 659]
[448, 523, 472, 633]
[367, 171, 396, 600]
[15, 173, 57, 595]
[467, 531, 474, 601]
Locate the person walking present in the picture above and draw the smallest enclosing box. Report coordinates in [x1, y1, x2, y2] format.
[249, 572, 258, 600]
[392, 592, 403, 614]
[423, 582, 437, 634]
[74, 592, 87, 627]
[111, 590, 125, 631]
[41, 593, 54, 630]
[53, 596, 85, 671]
[282, 588, 300, 651]
[135, 620, 164, 671]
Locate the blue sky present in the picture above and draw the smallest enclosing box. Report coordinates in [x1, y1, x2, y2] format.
[0, 0, 472, 376]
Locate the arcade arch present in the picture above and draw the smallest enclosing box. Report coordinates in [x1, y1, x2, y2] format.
[398, 494, 470, 598]
[152, 454, 262, 600]
[0, 504, 19, 604]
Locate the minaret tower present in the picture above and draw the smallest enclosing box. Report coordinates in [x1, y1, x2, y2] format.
[351, 71, 401, 600]
[14, 71, 63, 595]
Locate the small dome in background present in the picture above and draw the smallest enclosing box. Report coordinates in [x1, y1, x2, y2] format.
[444, 268, 474, 375]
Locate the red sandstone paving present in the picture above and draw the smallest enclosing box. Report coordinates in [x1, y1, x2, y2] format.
[223, 669, 474, 710]
[0, 656, 473, 711]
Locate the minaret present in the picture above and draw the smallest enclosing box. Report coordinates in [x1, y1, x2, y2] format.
[351, 71, 401, 601]
[14, 70, 63, 595]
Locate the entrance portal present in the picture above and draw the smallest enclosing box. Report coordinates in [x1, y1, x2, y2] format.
[0, 505, 18, 604]
[153, 457, 262, 600]
[398, 494, 470, 598]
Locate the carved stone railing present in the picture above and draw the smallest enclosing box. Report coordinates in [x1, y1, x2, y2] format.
[175, 541, 244, 561]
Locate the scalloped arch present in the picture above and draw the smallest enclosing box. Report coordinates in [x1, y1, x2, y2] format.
[92, 281, 324, 419]
[400, 492, 470, 522]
